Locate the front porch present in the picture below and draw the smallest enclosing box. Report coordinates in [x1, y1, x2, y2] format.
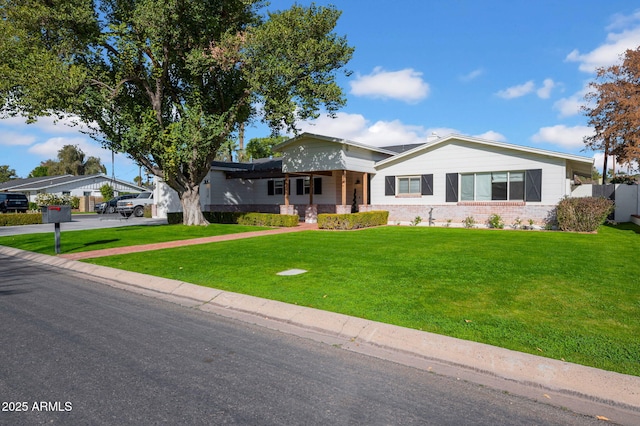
[279, 170, 371, 223]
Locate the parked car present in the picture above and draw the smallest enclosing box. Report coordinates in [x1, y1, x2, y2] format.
[116, 192, 153, 217]
[94, 194, 138, 214]
[0, 193, 29, 213]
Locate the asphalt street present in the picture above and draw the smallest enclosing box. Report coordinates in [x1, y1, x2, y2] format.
[0, 254, 605, 426]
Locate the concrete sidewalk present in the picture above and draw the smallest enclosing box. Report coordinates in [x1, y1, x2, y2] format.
[1, 240, 639, 424]
[59, 222, 318, 260]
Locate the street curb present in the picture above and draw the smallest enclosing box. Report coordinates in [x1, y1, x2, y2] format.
[2, 245, 639, 417]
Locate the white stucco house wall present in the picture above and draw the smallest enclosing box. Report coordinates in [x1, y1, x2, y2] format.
[158, 132, 608, 225]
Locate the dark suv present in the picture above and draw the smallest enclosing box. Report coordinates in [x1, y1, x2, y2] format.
[94, 194, 138, 214]
[0, 193, 29, 213]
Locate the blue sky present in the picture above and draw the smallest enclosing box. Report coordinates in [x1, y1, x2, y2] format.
[2, 1, 640, 182]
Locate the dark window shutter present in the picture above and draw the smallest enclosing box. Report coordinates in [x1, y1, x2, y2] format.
[525, 169, 542, 202]
[385, 176, 396, 196]
[296, 178, 304, 195]
[446, 173, 458, 202]
[313, 177, 322, 195]
[421, 174, 433, 195]
[267, 180, 274, 196]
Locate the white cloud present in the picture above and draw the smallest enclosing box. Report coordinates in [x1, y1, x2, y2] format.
[350, 67, 430, 103]
[474, 130, 507, 142]
[460, 68, 484, 82]
[296, 112, 368, 140]
[606, 9, 640, 31]
[0, 132, 36, 146]
[298, 112, 431, 146]
[1, 114, 90, 135]
[566, 16, 640, 73]
[365, 120, 436, 146]
[28, 136, 111, 160]
[530, 125, 594, 149]
[496, 81, 535, 99]
[553, 86, 589, 118]
[297, 112, 506, 147]
[536, 78, 557, 99]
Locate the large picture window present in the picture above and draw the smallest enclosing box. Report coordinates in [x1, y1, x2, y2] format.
[461, 171, 525, 201]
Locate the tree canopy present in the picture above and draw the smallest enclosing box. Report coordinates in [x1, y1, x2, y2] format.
[583, 47, 640, 177]
[0, 0, 354, 224]
[245, 135, 287, 159]
[27, 145, 106, 176]
[0, 165, 18, 182]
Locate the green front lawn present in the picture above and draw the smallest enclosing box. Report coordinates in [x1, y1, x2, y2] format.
[80, 224, 640, 376]
[0, 224, 270, 255]
[2, 223, 638, 376]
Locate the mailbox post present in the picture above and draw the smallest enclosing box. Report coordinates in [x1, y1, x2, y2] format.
[41, 205, 72, 254]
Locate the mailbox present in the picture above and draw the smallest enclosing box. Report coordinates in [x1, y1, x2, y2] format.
[41, 205, 72, 223]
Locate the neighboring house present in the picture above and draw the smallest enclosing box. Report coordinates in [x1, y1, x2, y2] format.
[0, 174, 146, 203]
[158, 132, 603, 225]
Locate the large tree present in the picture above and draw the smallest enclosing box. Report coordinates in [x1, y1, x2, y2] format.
[0, 1, 353, 225]
[27, 145, 106, 176]
[583, 47, 640, 177]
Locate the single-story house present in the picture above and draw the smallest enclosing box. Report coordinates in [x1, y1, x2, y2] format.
[0, 174, 145, 203]
[157, 132, 601, 225]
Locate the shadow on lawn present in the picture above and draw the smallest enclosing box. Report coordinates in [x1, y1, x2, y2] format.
[83, 239, 120, 247]
[605, 222, 640, 234]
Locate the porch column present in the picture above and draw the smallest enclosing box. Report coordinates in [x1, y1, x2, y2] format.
[305, 173, 317, 223]
[284, 173, 290, 206]
[362, 172, 368, 205]
[341, 170, 347, 205]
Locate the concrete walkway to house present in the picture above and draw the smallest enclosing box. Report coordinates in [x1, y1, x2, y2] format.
[59, 222, 319, 261]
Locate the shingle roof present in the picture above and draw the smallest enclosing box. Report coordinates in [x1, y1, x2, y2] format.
[0, 174, 145, 192]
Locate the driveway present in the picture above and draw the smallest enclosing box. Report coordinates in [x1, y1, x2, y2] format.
[0, 213, 168, 236]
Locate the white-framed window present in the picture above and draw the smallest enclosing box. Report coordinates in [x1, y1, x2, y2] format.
[267, 179, 286, 196]
[461, 171, 525, 201]
[303, 177, 311, 194]
[385, 174, 433, 197]
[274, 180, 284, 195]
[397, 176, 421, 195]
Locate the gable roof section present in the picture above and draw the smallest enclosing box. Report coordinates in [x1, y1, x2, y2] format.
[375, 134, 593, 168]
[274, 132, 398, 156]
[0, 174, 145, 192]
[0, 175, 71, 192]
[0, 175, 74, 191]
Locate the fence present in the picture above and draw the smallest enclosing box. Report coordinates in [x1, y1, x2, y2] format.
[575, 184, 640, 222]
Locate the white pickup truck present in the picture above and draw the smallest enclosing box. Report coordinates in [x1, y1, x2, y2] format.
[116, 192, 153, 217]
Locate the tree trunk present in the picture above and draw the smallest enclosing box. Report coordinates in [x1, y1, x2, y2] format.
[181, 186, 209, 226]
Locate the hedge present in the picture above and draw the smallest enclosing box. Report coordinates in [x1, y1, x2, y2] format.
[167, 211, 299, 227]
[0, 213, 42, 226]
[555, 196, 614, 232]
[317, 210, 389, 230]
